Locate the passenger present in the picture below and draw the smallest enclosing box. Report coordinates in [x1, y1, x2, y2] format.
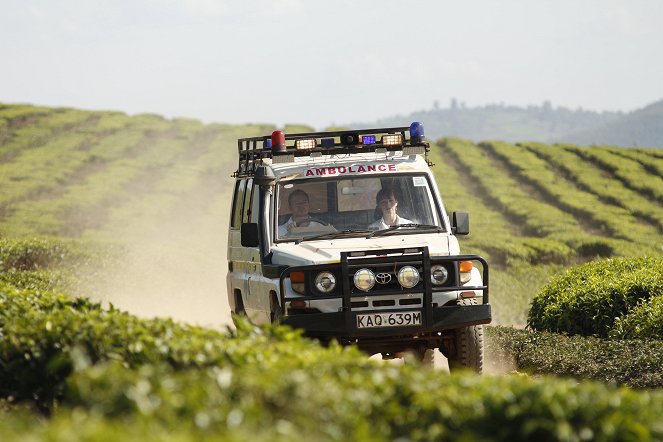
[369, 188, 413, 229]
[278, 189, 326, 236]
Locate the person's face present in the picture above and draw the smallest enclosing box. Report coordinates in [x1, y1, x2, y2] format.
[378, 195, 397, 214]
[289, 194, 310, 218]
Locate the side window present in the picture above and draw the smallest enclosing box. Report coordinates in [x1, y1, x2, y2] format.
[231, 180, 246, 229]
[250, 183, 260, 223]
[242, 179, 254, 223]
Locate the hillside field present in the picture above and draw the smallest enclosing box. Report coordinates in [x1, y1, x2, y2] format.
[2, 103, 663, 440]
[2, 103, 661, 326]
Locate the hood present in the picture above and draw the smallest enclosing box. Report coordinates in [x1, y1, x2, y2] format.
[271, 233, 451, 267]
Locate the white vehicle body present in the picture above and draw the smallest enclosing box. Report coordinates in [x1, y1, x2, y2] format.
[227, 125, 490, 367]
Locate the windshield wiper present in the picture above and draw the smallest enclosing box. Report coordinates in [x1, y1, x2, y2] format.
[294, 229, 373, 244]
[367, 224, 444, 238]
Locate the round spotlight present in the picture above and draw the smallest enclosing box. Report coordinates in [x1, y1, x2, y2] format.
[430, 265, 449, 286]
[397, 266, 420, 288]
[354, 268, 375, 292]
[314, 272, 336, 293]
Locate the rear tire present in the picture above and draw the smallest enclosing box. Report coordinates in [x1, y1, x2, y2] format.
[234, 292, 246, 316]
[270, 294, 282, 324]
[418, 348, 435, 367]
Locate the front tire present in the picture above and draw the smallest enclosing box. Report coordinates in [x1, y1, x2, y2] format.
[447, 298, 484, 373]
[448, 324, 484, 373]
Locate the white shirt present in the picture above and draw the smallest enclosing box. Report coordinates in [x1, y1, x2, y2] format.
[369, 215, 414, 230]
[278, 216, 324, 237]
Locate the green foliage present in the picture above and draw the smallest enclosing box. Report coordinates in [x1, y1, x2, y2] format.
[528, 257, 663, 337]
[3, 280, 663, 440]
[487, 326, 663, 389]
[0, 236, 663, 439]
[610, 295, 663, 339]
[0, 237, 80, 271]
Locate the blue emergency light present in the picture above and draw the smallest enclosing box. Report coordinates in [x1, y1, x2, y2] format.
[410, 121, 425, 143]
[362, 135, 376, 145]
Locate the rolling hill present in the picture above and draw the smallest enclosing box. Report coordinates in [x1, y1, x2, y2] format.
[355, 99, 663, 148]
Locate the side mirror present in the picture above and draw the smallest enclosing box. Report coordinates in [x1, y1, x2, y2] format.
[241, 223, 260, 247]
[452, 212, 470, 235]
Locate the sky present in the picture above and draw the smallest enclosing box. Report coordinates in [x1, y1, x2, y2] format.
[2, 0, 663, 128]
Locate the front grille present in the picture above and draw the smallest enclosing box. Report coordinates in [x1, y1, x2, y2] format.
[350, 294, 423, 311]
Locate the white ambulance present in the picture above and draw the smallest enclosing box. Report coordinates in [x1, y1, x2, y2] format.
[227, 123, 490, 371]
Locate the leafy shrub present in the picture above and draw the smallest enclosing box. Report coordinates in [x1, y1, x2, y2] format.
[610, 296, 663, 339]
[527, 257, 663, 337]
[0, 281, 244, 409]
[0, 237, 83, 271]
[487, 326, 663, 389]
[4, 272, 663, 440]
[58, 356, 663, 442]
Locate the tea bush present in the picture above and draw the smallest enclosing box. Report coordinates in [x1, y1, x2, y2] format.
[0, 237, 75, 271]
[3, 258, 663, 439]
[527, 257, 663, 337]
[610, 295, 663, 339]
[487, 326, 663, 388]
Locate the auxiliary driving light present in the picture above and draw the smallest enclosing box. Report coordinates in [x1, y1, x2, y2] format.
[314, 272, 336, 293]
[397, 266, 420, 288]
[381, 134, 403, 146]
[430, 265, 449, 286]
[295, 139, 316, 150]
[354, 268, 375, 292]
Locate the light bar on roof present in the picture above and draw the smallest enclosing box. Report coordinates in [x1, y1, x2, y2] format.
[381, 134, 403, 146]
[295, 139, 316, 150]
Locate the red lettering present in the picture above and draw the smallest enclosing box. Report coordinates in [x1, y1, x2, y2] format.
[389, 164, 396, 171]
[367, 165, 376, 172]
[306, 170, 314, 176]
[329, 167, 336, 174]
[316, 168, 326, 175]
[357, 165, 366, 172]
[338, 166, 346, 173]
[378, 164, 387, 171]
[348, 166, 356, 173]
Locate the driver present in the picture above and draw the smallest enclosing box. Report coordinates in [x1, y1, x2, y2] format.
[278, 189, 326, 236]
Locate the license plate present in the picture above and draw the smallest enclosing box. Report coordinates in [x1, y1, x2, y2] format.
[356, 311, 422, 328]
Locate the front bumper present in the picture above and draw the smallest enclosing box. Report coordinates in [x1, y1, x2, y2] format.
[283, 303, 491, 338]
[279, 248, 491, 353]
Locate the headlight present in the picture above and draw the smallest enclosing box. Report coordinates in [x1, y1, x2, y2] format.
[430, 265, 449, 285]
[354, 268, 375, 291]
[397, 266, 420, 288]
[315, 272, 336, 293]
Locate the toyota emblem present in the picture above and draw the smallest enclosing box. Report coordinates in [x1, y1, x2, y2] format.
[375, 273, 392, 284]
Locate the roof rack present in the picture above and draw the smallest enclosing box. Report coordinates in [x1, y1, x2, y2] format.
[234, 123, 429, 177]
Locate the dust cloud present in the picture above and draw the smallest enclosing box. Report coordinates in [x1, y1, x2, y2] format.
[80, 177, 235, 330]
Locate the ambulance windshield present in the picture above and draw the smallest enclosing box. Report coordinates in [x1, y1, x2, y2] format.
[275, 174, 442, 241]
